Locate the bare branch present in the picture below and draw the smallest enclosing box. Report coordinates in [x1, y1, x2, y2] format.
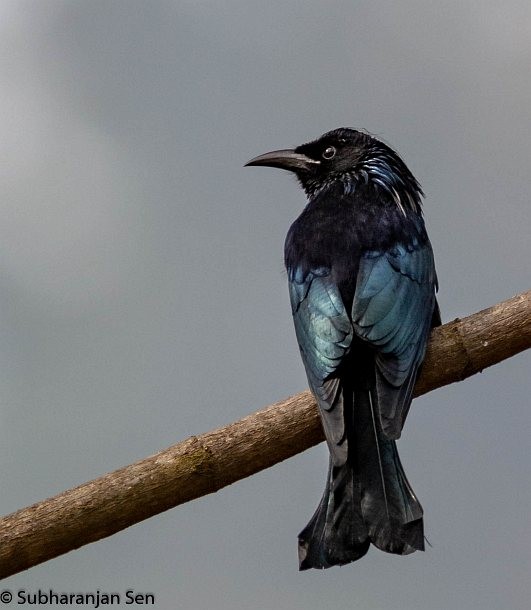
[0, 290, 530, 579]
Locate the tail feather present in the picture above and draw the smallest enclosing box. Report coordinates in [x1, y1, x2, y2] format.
[355, 388, 424, 554]
[298, 387, 423, 569]
[298, 460, 370, 570]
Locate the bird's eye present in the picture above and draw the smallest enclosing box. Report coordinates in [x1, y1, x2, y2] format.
[322, 146, 336, 160]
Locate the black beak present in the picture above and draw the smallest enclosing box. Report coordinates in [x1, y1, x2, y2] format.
[245, 149, 320, 173]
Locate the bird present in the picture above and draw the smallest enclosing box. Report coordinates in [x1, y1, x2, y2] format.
[245, 128, 440, 570]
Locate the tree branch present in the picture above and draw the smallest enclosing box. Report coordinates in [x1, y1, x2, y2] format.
[1, 290, 530, 579]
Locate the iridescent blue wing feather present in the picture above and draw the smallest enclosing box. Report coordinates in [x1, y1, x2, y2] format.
[352, 238, 438, 439]
[288, 267, 353, 463]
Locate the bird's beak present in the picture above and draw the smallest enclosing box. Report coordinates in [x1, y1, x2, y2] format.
[245, 149, 320, 173]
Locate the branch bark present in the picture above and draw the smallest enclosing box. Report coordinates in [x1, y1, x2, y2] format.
[1, 290, 530, 579]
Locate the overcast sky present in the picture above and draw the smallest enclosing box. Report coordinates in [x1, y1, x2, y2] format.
[0, 2, 530, 609]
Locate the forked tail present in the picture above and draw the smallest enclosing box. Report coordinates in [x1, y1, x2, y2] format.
[298, 388, 424, 570]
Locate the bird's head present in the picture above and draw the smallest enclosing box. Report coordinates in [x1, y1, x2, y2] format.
[245, 127, 423, 214]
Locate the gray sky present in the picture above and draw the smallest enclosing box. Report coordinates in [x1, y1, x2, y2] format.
[0, 2, 530, 609]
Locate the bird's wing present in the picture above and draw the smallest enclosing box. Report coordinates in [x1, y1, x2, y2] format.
[288, 266, 353, 465]
[351, 240, 438, 439]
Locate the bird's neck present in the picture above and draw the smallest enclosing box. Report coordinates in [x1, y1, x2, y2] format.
[299, 158, 423, 218]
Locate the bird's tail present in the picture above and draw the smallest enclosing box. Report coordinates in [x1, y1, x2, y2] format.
[298, 388, 424, 570]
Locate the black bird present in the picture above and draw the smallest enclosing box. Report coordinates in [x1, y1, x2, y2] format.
[246, 128, 440, 569]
